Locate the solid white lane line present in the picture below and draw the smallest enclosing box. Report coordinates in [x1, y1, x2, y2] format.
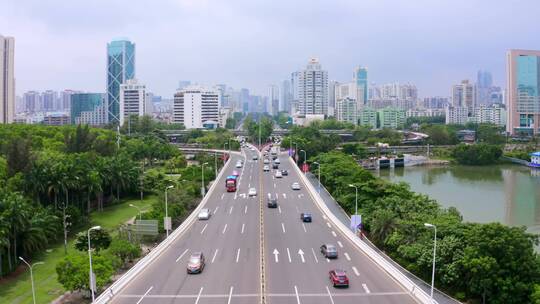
[287, 248, 292, 263]
[227, 286, 234, 304]
[200, 224, 208, 234]
[136, 286, 153, 304]
[326, 286, 335, 304]
[326, 222, 331, 228]
[214, 206, 219, 214]
[281, 223, 286, 234]
[352, 266, 360, 276]
[222, 224, 228, 234]
[229, 205, 234, 214]
[211, 249, 219, 263]
[362, 283, 371, 294]
[278, 205, 282, 214]
[244, 205, 248, 214]
[337, 241, 343, 248]
[302, 223, 307, 233]
[236, 248, 241, 263]
[311, 248, 319, 263]
[331, 231, 337, 237]
[241, 223, 245, 234]
[195, 287, 204, 304]
[175, 249, 189, 262]
[221, 193, 224, 200]
[294, 286, 301, 304]
[344, 252, 351, 261]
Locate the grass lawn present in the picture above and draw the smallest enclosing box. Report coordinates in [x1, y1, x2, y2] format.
[0, 195, 156, 304]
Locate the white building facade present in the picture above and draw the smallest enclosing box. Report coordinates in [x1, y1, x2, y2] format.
[173, 86, 220, 129]
[293, 58, 328, 116]
[119, 79, 146, 126]
[335, 97, 358, 125]
[446, 106, 470, 125]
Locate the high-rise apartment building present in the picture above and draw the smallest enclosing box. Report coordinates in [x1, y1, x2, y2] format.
[119, 79, 146, 126]
[173, 86, 220, 129]
[0, 35, 15, 123]
[452, 80, 476, 110]
[42, 90, 57, 111]
[506, 49, 540, 135]
[423, 96, 449, 109]
[23, 91, 40, 113]
[71, 93, 107, 125]
[335, 97, 358, 125]
[60, 90, 80, 111]
[280, 80, 292, 114]
[268, 84, 280, 115]
[353, 66, 368, 104]
[445, 105, 469, 125]
[359, 107, 377, 129]
[378, 107, 406, 129]
[107, 39, 135, 124]
[292, 58, 328, 116]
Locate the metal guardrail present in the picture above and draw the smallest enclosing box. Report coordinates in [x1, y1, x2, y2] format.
[93, 150, 240, 303]
[289, 156, 436, 304]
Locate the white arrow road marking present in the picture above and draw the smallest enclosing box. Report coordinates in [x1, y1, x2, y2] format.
[298, 249, 305, 263]
[195, 287, 204, 304]
[200, 224, 208, 234]
[273, 249, 279, 263]
[136, 286, 153, 304]
[362, 283, 371, 293]
[281, 223, 286, 234]
[352, 266, 360, 276]
[211, 249, 219, 263]
[229, 206, 234, 214]
[236, 248, 241, 263]
[326, 286, 335, 304]
[278, 206, 282, 214]
[287, 248, 292, 263]
[222, 224, 228, 234]
[283, 193, 287, 198]
[294, 286, 301, 304]
[331, 231, 337, 237]
[302, 223, 307, 233]
[344, 252, 351, 261]
[337, 241, 343, 248]
[175, 249, 189, 262]
[227, 286, 234, 304]
[311, 248, 319, 263]
[241, 223, 245, 234]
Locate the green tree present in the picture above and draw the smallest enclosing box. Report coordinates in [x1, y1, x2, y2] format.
[56, 252, 115, 293]
[74, 229, 112, 253]
[452, 143, 503, 165]
[108, 238, 141, 266]
[369, 209, 398, 246]
[6, 137, 33, 177]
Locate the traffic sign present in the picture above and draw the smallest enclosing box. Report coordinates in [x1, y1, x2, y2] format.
[164, 217, 172, 231]
[351, 215, 362, 233]
[133, 219, 159, 236]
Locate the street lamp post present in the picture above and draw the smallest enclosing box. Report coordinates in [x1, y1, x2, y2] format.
[348, 184, 358, 215]
[424, 223, 437, 302]
[313, 162, 321, 193]
[299, 149, 307, 174]
[214, 151, 218, 177]
[165, 185, 174, 237]
[223, 142, 229, 165]
[129, 204, 142, 221]
[201, 162, 209, 197]
[19, 257, 43, 304]
[87, 226, 101, 302]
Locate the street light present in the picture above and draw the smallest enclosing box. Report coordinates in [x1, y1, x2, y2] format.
[19, 257, 43, 304]
[313, 161, 321, 193]
[87, 225, 101, 302]
[223, 142, 229, 165]
[299, 149, 307, 174]
[129, 204, 142, 221]
[424, 223, 437, 302]
[348, 184, 358, 216]
[214, 151, 218, 177]
[201, 162, 209, 197]
[165, 185, 174, 237]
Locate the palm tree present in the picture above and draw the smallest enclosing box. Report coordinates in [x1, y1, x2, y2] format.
[370, 209, 398, 247]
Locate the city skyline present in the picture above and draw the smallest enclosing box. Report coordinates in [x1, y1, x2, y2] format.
[2, 0, 539, 97]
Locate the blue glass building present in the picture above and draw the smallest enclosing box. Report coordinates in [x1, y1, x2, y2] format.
[107, 39, 135, 124]
[70, 93, 106, 125]
[354, 67, 368, 104]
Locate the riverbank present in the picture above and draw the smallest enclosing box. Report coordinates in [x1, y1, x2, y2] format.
[0, 196, 155, 304]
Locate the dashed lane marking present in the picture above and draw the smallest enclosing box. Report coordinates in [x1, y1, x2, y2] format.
[135, 286, 153, 304]
[200, 224, 208, 234]
[241, 223, 245, 234]
[311, 248, 319, 263]
[326, 286, 335, 304]
[344, 252, 351, 261]
[362, 283, 371, 294]
[352, 266, 360, 276]
[337, 241, 343, 248]
[222, 224, 228, 234]
[175, 249, 189, 262]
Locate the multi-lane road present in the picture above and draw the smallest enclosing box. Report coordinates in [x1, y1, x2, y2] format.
[109, 145, 417, 304]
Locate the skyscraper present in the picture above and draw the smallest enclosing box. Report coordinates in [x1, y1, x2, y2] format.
[451, 80, 476, 109]
[279, 80, 292, 114]
[71, 93, 107, 125]
[292, 58, 329, 116]
[42, 90, 57, 111]
[353, 66, 368, 104]
[268, 84, 280, 115]
[477, 70, 493, 105]
[119, 79, 146, 126]
[506, 49, 540, 135]
[0, 35, 15, 124]
[107, 39, 135, 124]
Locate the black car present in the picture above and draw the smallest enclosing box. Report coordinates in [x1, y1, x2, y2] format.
[267, 197, 278, 208]
[300, 213, 312, 222]
[281, 170, 289, 176]
[272, 163, 279, 169]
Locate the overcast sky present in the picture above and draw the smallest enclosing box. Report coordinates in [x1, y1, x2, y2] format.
[1, 0, 539, 97]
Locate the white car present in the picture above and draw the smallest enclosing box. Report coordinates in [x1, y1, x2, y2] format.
[263, 159, 270, 164]
[274, 158, 280, 164]
[198, 208, 211, 220]
[248, 187, 257, 196]
[235, 162, 242, 168]
[263, 165, 270, 172]
[291, 182, 301, 190]
[275, 171, 283, 178]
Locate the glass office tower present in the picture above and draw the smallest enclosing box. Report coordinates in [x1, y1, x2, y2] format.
[353, 66, 368, 105]
[107, 39, 135, 124]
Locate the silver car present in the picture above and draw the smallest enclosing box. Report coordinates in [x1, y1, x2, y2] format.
[291, 182, 301, 190]
[197, 208, 211, 220]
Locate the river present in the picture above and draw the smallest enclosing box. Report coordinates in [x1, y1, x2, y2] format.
[378, 164, 540, 235]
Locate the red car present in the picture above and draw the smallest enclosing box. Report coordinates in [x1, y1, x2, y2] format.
[329, 269, 349, 288]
